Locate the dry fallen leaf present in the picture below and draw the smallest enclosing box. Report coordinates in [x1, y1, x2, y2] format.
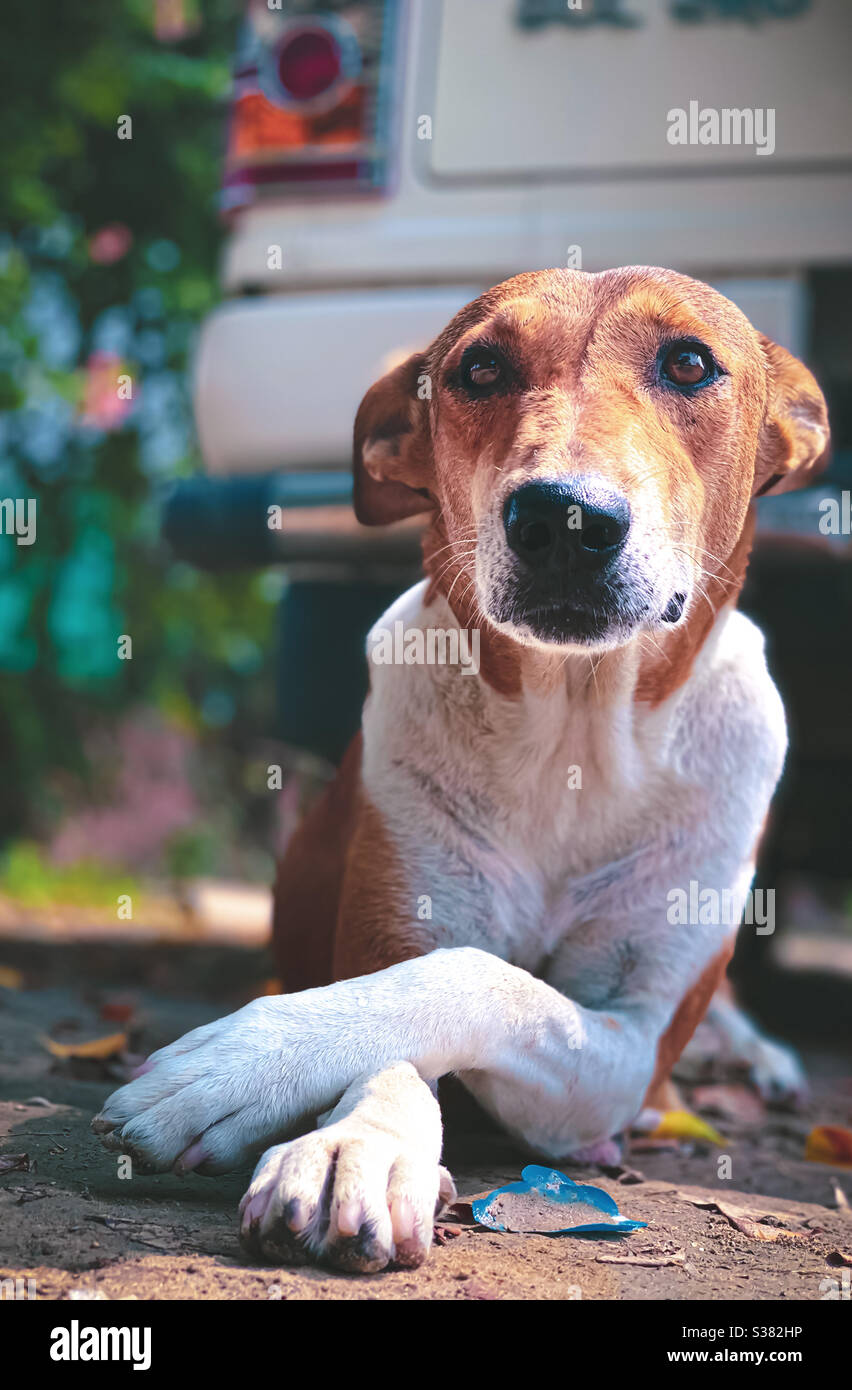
[0, 966, 24, 990]
[806, 1125, 852, 1168]
[652, 1110, 725, 1146]
[40, 1031, 127, 1060]
[730, 1217, 809, 1243]
[0, 1153, 31, 1174]
[677, 1194, 809, 1242]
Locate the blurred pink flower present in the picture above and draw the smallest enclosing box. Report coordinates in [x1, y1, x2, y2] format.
[154, 0, 200, 42]
[79, 351, 133, 430]
[88, 223, 133, 265]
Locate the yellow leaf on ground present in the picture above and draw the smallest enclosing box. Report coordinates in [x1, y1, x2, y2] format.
[40, 1032, 128, 1060]
[0, 966, 24, 989]
[652, 1109, 725, 1145]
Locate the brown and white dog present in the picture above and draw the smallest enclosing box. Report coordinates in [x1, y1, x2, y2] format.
[94, 268, 829, 1273]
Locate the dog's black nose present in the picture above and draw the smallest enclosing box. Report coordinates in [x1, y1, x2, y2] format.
[503, 479, 631, 572]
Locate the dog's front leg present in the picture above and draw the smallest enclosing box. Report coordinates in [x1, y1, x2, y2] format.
[91, 950, 507, 1177]
[235, 951, 671, 1272]
[239, 1061, 456, 1272]
[91, 943, 696, 1175]
[93, 940, 727, 1271]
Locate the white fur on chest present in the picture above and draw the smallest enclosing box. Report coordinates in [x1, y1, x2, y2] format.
[362, 581, 785, 976]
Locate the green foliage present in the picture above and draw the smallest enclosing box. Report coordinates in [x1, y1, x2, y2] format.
[0, 2, 279, 844]
[0, 840, 138, 909]
[163, 826, 219, 882]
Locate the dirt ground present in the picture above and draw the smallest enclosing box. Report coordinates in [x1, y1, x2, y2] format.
[1, 940, 851, 1302]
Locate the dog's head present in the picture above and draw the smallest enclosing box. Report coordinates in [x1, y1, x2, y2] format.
[354, 268, 828, 653]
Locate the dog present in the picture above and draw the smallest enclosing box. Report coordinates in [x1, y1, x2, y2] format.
[93, 267, 829, 1274]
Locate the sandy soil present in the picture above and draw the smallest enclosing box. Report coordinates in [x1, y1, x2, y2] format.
[1, 942, 851, 1302]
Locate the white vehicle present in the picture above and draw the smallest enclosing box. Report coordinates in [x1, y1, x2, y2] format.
[193, 0, 852, 483]
[171, 0, 851, 776]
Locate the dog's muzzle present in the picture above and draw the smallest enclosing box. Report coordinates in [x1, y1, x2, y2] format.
[496, 476, 648, 645]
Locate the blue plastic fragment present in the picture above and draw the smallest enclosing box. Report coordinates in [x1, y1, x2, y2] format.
[471, 1164, 648, 1236]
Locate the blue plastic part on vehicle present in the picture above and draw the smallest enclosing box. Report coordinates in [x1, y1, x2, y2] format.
[472, 1165, 648, 1236]
[161, 473, 353, 570]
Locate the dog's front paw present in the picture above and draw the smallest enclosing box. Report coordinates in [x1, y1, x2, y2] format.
[239, 1123, 456, 1274]
[90, 995, 356, 1174]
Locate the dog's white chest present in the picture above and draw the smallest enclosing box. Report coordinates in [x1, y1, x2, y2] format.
[362, 581, 784, 979]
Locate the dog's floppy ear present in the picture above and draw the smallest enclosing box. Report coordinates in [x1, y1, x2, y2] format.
[753, 336, 830, 497]
[353, 351, 435, 526]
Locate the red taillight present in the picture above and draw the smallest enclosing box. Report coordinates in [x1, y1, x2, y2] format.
[276, 28, 342, 103]
[223, 1, 401, 210]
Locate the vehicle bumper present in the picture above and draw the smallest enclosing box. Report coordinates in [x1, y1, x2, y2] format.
[192, 285, 480, 476]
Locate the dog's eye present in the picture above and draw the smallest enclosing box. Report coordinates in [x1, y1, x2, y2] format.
[660, 341, 717, 390]
[459, 347, 505, 393]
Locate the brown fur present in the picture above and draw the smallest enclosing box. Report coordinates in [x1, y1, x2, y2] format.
[271, 733, 362, 992]
[644, 941, 736, 1110]
[635, 511, 756, 707]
